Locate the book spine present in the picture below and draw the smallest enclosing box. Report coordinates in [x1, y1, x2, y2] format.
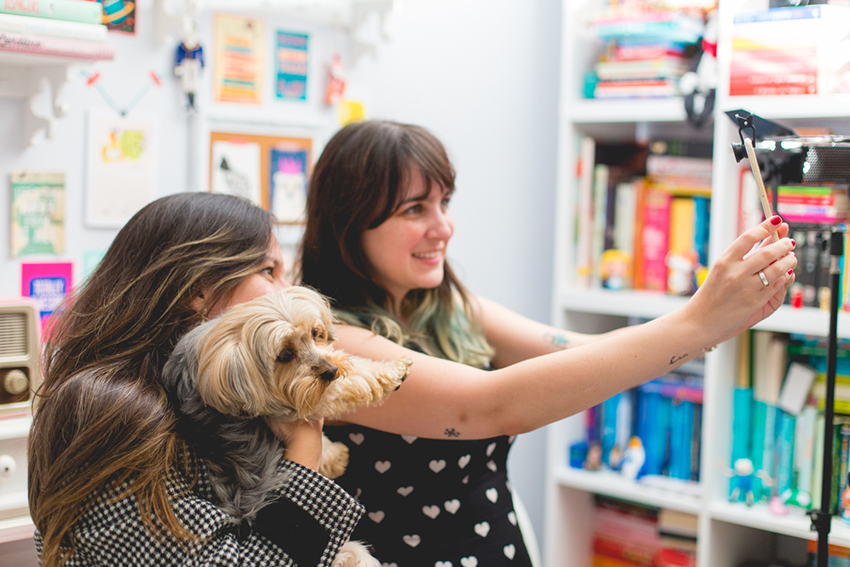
[602, 393, 621, 466]
[576, 137, 596, 288]
[692, 195, 710, 267]
[641, 187, 671, 292]
[0, 29, 114, 59]
[592, 164, 610, 288]
[750, 400, 767, 501]
[795, 405, 817, 496]
[775, 410, 796, 496]
[0, 0, 103, 25]
[0, 12, 106, 40]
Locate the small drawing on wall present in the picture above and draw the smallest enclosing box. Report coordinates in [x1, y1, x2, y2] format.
[210, 140, 262, 207]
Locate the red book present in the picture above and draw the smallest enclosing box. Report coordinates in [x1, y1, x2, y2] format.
[640, 187, 672, 292]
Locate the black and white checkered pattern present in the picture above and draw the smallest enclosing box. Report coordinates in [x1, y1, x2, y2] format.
[34, 458, 364, 566]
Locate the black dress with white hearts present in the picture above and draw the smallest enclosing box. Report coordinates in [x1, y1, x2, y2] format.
[324, 424, 533, 567]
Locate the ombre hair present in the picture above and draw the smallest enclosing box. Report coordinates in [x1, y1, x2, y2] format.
[299, 120, 493, 368]
[28, 193, 276, 567]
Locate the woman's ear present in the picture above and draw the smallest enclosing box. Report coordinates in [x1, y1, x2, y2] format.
[190, 292, 208, 317]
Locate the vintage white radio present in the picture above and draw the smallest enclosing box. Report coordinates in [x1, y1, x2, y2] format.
[0, 298, 40, 542]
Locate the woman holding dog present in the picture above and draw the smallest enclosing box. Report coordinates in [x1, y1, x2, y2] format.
[299, 120, 797, 566]
[28, 193, 364, 567]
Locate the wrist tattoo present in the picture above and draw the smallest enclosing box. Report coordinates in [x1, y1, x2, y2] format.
[545, 332, 570, 350]
[444, 428, 461, 438]
[670, 353, 688, 365]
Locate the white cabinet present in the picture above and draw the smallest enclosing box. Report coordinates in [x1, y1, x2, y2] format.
[544, 1, 850, 566]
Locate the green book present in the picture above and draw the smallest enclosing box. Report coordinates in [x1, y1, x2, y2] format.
[0, 0, 103, 25]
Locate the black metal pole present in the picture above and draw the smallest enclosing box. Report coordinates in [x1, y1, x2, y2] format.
[811, 228, 844, 566]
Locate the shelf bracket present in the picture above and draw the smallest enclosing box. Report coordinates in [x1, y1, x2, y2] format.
[0, 63, 73, 146]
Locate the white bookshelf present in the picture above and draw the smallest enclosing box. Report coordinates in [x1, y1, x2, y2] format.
[544, 1, 850, 566]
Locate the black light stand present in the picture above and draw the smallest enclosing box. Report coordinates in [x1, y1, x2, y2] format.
[729, 111, 850, 567]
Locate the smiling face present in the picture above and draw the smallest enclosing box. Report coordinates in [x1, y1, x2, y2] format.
[360, 167, 454, 313]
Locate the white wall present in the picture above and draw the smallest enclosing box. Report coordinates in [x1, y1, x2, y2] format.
[0, 0, 561, 554]
[346, 0, 562, 543]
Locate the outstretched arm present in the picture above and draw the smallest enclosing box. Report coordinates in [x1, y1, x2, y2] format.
[333, 217, 795, 440]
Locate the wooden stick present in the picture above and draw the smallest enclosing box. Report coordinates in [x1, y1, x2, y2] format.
[744, 137, 780, 243]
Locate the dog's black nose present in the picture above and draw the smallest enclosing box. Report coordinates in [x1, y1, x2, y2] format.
[320, 366, 338, 382]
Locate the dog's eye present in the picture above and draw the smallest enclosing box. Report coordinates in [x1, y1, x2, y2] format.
[277, 349, 295, 363]
[312, 328, 319, 341]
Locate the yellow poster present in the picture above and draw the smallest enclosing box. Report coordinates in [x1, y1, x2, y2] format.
[214, 15, 264, 104]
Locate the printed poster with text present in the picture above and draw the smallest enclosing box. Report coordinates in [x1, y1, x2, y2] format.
[21, 262, 73, 338]
[270, 147, 308, 222]
[275, 31, 308, 101]
[10, 170, 65, 257]
[214, 15, 263, 104]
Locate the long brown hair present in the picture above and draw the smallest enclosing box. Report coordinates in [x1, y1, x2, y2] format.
[28, 192, 275, 567]
[299, 120, 493, 367]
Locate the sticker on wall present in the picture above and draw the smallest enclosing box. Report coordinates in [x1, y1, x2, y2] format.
[98, 0, 136, 34]
[214, 15, 263, 104]
[21, 262, 73, 338]
[10, 170, 65, 257]
[276, 31, 309, 101]
[85, 109, 160, 228]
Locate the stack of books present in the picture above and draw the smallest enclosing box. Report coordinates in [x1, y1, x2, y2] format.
[586, 2, 708, 99]
[0, 0, 113, 61]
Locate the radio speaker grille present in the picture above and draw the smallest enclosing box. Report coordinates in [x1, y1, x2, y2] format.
[0, 313, 27, 357]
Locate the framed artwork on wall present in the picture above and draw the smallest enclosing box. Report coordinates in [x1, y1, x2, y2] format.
[207, 130, 312, 224]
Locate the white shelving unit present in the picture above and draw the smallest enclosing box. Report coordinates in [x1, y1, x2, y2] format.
[544, 2, 850, 566]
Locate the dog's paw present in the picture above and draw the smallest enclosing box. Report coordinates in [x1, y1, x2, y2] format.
[388, 356, 412, 389]
[319, 436, 350, 479]
[332, 540, 381, 567]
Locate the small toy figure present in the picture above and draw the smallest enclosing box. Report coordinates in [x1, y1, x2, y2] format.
[781, 486, 812, 517]
[725, 458, 766, 506]
[666, 251, 699, 296]
[325, 54, 347, 106]
[842, 472, 850, 523]
[584, 442, 602, 471]
[620, 436, 646, 481]
[601, 249, 632, 291]
[174, 19, 204, 111]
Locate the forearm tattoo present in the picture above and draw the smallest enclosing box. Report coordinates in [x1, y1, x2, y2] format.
[545, 332, 570, 350]
[670, 353, 688, 365]
[444, 428, 461, 438]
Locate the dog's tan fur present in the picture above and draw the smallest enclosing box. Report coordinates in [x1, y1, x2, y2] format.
[162, 287, 411, 566]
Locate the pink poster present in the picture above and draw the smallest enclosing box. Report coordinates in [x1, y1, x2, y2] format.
[21, 262, 74, 338]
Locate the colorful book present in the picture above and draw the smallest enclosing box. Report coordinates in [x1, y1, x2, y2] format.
[0, 30, 114, 60]
[0, 12, 107, 40]
[692, 195, 710, 267]
[576, 137, 596, 288]
[0, 0, 103, 25]
[795, 405, 818, 497]
[592, 164, 610, 287]
[775, 409, 796, 496]
[640, 187, 672, 291]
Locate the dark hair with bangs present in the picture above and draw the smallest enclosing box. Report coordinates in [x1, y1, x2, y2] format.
[299, 120, 493, 367]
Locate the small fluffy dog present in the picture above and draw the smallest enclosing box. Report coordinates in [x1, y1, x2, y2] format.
[162, 287, 411, 567]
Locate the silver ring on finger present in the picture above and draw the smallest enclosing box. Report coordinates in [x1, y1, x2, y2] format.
[758, 271, 770, 287]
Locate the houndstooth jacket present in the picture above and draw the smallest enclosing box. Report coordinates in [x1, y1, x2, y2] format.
[34, 458, 364, 567]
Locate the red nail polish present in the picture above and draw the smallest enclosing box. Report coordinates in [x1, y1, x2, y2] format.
[791, 239, 796, 247]
[788, 269, 794, 275]
[770, 215, 782, 225]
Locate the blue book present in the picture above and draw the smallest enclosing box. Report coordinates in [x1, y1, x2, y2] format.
[734, 5, 834, 24]
[693, 195, 710, 267]
[602, 393, 620, 466]
[775, 410, 796, 496]
[640, 390, 667, 476]
[669, 400, 694, 480]
[760, 404, 779, 499]
[750, 401, 767, 501]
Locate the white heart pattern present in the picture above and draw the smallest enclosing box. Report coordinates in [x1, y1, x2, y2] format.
[444, 499, 461, 514]
[504, 544, 516, 559]
[458, 454, 471, 469]
[401, 435, 418, 444]
[349, 432, 365, 445]
[462, 475, 469, 484]
[403, 534, 421, 548]
[486, 460, 497, 472]
[508, 511, 517, 525]
[397, 486, 414, 497]
[422, 505, 441, 519]
[486, 442, 496, 456]
[368, 511, 385, 523]
[460, 557, 478, 567]
[382, 564, 398, 567]
[473, 522, 490, 538]
[429, 459, 446, 473]
[435, 562, 453, 567]
[375, 461, 391, 474]
[486, 488, 498, 503]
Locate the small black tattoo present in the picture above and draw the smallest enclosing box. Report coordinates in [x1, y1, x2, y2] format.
[670, 354, 688, 365]
[444, 428, 461, 438]
[545, 332, 570, 350]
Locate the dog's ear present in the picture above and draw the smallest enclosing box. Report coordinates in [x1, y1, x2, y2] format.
[283, 286, 337, 343]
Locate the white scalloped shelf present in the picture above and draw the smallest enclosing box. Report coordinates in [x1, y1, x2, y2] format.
[564, 97, 688, 124]
[709, 500, 850, 547]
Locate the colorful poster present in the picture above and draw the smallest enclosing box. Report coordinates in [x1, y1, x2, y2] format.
[85, 109, 159, 228]
[270, 147, 308, 223]
[211, 140, 262, 207]
[21, 262, 73, 338]
[98, 0, 136, 34]
[10, 170, 65, 257]
[214, 15, 263, 104]
[275, 31, 308, 101]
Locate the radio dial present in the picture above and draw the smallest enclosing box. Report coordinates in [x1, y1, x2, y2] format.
[3, 370, 28, 395]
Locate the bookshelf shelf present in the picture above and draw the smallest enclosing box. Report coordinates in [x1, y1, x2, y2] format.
[559, 288, 688, 320]
[554, 467, 703, 515]
[545, 2, 850, 567]
[709, 500, 850, 548]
